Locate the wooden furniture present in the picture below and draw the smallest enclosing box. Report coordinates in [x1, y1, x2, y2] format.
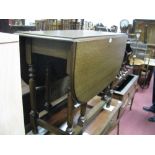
[19, 30, 127, 134]
[133, 19, 155, 44]
[137, 44, 155, 88]
[129, 41, 155, 88]
[0, 32, 25, 134]
[27, 97, 123, 135]
[84, 98, 122, 135]
[112, 74, 138, 134]
[84, 74, 138, 135]
[113, 74, 138, 110]
[50, 97, 123, 135]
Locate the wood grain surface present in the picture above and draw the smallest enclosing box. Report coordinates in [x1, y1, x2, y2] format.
[19, 30, 119, 41]
[85, 99, 122, 135]
[20, 31, 127, 104]
[73, 35, 127, 103]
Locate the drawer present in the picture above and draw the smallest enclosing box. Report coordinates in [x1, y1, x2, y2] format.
[119, 97, 129, 117]
[113, 75, 138, 100]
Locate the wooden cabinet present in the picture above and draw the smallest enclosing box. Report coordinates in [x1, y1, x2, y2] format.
[133, 19, 155, 44]
[85, 74, 138, 135]
[113, 74, 138, 117]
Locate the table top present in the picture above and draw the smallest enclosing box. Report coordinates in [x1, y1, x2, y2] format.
[19, 30, 124, 42]
[20, 30, 127, 103]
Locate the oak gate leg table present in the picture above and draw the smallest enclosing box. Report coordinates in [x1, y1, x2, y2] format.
[19, 30, 127, 135]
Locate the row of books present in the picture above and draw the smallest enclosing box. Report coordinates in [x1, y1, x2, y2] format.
[35, 19, 84, 30]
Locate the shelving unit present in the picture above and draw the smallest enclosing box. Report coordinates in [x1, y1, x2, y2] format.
[35, 19, 84, 30]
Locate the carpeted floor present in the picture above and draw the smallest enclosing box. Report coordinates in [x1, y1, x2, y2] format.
[111, 75, 155, 135]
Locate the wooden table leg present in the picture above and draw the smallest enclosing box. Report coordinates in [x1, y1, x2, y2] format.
[25, 38, 39, 134]
[29, 64, 38, 134]
[78, 103, 87, 126]
[130, 97, 134, 111]
[66, 90, 74, 134]
[116, 108, 121, 135]
[44, 65, 52, 112]
[117, 122, 120, 135]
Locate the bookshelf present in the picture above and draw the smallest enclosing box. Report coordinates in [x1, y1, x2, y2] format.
[35, 19, 84, 30]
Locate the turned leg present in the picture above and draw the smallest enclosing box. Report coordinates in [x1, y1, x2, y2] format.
[117, 122, 120, 135]
[29, 64, 38, 134]
[44, 65, 52, 112]
[78, 103, 87, 126]
[116, 108, 121, 135]
[130, 97, 134, 111]
[66, 90, 74, 134]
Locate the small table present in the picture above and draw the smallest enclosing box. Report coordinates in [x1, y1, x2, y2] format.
[19, 30, 127, 134]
